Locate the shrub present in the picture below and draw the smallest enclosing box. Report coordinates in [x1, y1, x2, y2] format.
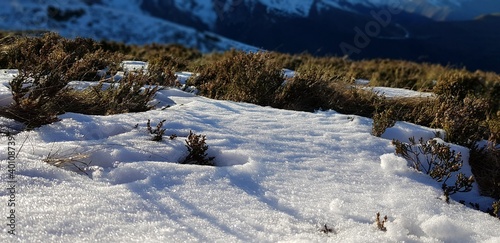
[393, 137, 474, 202]
[189, 50, 284, 106]
[274, 74, 337, 111]
[371, 105, 397, 137]
[147, 119, 166, 142]
[376, 212, 388, 232]
[319, 224, 335, 234]
[0, 33, 120, 128]
[433, 71, 485, 102]
[368, 60, 424, 90]
[469, 143, 500, 199]
[181, 130, 215, 166]
[331, 86, 381, 118]
[487, 118, 500, 144]
[432, 95, 490, 147]
[491, 201, 500, 219]
[132, 43, 202, 64]
[485, 81, 500, 113]
[146, 55, 181, 87]
[431, 72, 492, 148]
[61, 72, 159, 115]
[98, 73, 159, 114]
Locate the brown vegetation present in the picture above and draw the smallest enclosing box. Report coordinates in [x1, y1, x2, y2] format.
[0, 32, 499, 199]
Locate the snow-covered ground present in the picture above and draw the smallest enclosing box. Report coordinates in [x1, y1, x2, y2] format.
[0, 69, 499, 242]
[364, 86, 435, 98]
[355, 79, 434, 98]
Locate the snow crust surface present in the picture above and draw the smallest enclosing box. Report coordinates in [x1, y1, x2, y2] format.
[0, 70, 498, 242]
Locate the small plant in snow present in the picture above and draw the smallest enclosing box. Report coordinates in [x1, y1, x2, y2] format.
[488, 201, 500, 219]
[393, 137, 474, 202]
[376, 212, 388, 232]
[147, 119, 166, 141]
[319, 224, 335, 234]
[181, 130, 215, 166]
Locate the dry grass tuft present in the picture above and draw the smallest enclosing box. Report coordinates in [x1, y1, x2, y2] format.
[43, 148, 92, 176]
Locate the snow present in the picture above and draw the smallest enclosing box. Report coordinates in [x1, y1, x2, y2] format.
[251, 0, 314, 16]
[173, 0, 218, 28]
[0, 69, 499, 242]
[282, 69, 296, 79]
[354, 78, 434, 98]
[248, 0, 467, 17]
[120, 61, 148, 72]
[365, 87, 434, 98]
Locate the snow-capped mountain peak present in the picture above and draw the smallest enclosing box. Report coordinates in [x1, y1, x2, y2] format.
[247, 0, 315, 16]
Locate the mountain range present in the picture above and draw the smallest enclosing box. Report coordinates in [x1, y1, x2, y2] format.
[2, 0, 500, 72]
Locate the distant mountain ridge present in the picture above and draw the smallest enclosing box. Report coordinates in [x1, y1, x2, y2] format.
[138, 0, 500, 28]
[137, 0, 500, 72]
[0, 0, 258, 52]
[1, 0, 500, 72]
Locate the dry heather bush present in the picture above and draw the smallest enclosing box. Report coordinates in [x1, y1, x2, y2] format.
[98, 40, 133, 57]
[97, 41, 202, 63]
[189, 50, 284, 106]
[332, 87, 382, 118]
[432, 95, 490, 147]
[147, 119, 166, 142]
[368, 60, 425, 89]
[430, 70, 492, 146]
[491, 201, 500, 219]
[181, 130, 215, 166]
[0, 33, 120, 128]
[147, 55, 182, 86]
[0, 33, 161, 125]
[393, 137, 475, 202]
[186, 50, 500, 128]
[292, 56, 351, 80]
[62, 72, 159, 115]
[430, 72, 500, 196]
[486, 82, 500, 113]
[131, 43, 201, 63]
[376, 212, 388, 232]
[266, 52, 309, 71]
[372, 106, 397, 137]
[342, 59, 450, 91]
[274, 72, 339, 111]
[391, 97, 437, 127]
[274, 66, 383, 116]
[319, 224, 335, 234]
[469, 143, 500, 199]
[188, 50, 387, 116]
[433, 71, 486, 101]
[488, 118, 500, 144]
